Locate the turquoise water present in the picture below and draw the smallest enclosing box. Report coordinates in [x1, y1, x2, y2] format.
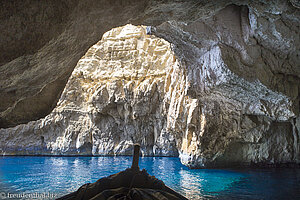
[0, 157, 300, 199]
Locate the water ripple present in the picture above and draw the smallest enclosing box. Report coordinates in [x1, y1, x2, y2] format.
[0, 157, 300, 199]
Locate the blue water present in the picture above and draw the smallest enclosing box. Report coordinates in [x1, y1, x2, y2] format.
[0, 157, 300, 200]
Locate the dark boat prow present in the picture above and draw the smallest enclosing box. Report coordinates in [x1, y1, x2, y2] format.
[57, 144, 188, 200]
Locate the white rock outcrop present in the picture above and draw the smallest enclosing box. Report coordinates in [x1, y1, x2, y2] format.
[0, 25, 182, 156]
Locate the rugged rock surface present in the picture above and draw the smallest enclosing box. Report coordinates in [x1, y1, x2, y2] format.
[0, 25, 180, 156]
[0, 0, 299, 168]
[153, 3, 300, 167]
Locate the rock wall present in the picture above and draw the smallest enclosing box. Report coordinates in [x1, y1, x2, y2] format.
[0, 25, 180, 156]
[152, 3, 300, 167]
[0, 0, 299, 168]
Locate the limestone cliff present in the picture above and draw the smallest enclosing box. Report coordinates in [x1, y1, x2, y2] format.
[0, 0, 299, 168]
[0, 25, 180, 156]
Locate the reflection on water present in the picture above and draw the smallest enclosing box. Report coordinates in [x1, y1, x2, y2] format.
[0, 156, 300, 199]
[178, 169, 246, 198]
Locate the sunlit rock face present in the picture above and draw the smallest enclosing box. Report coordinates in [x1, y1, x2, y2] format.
[0, 25, 182, 156]
[0, 0, 299, 168]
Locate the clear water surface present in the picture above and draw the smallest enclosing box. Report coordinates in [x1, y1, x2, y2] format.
[0, 156, 300, 199]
